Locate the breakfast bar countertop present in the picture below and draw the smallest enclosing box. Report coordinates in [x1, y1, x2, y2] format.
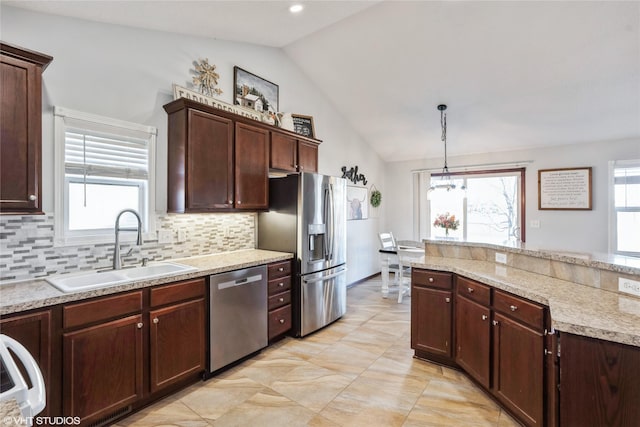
[411, 255, 640, 348]
[0, 249, 293, 316]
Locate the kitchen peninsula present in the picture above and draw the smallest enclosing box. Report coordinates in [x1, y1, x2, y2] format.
[410, 239, 640, 427]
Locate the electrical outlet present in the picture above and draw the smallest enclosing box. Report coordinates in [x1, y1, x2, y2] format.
[619, 277, 640, 297]
[495, 252, 507, 264]
[530, 220, 540, 228]
[223, 226, 230, 238]
[158, 229, 173, 244]
[177, 229, 187, 242]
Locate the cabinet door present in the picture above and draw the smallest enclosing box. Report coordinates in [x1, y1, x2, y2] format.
[0, 55, 42, 213]
[455, 295, 491, 388]
[492, 312, 544, 426]
[234, 122, 269, 209]
[411, 287, 452, 358]
[297, 140, 318, 173]
[63, 314, 143, 422]
[187, 109, 234, 210]
[270, 132, 297, 172]
[149, 299, 205, 393]
[0, 310, 53, 416]
[560, 333, 640, 427]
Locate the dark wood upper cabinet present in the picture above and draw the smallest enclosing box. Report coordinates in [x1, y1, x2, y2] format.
[0, 43, 52, 214]
[270, 132, 318, 173]
[235, 122, 269, 210]
[165, 99, 320, 213]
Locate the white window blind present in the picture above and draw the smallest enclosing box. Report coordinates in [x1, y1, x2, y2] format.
[64, 130, 149, 179]
[612, 160, 640, 256]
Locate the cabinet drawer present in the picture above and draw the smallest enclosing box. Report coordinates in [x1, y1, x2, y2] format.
[268, 291, 291, 311]
[268, 275, 291, 295]
[150, 278, 205, 307]
[268, 304, 291, 339]
[413, 269, 452, 290]
[493, 290, 544, 331]
[456, 276, 491, 306]
[64, 291, 143, 329]
[268, 261, 291, 279]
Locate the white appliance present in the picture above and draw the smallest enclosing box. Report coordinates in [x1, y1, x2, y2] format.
[0, 335, 46, 425]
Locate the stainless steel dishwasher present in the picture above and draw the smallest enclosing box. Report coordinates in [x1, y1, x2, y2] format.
[209, 265, 267, 373]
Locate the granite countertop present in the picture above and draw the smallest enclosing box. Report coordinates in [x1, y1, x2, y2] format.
[411, 256, 640, 347]
[0, 249, 293, 315]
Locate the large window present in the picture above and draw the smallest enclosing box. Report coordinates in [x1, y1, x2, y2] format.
[611, 160, 640, 256]
[54, 107, 156, 246]
[425, 168, 525, 243]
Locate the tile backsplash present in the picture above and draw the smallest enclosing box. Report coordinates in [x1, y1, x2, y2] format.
[0, 213, 256, 282]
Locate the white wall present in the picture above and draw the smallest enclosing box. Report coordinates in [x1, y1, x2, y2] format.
[1, 6, 385, 283]
[385, 138, 640, 254]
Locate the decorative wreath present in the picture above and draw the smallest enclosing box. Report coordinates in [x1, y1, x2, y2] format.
[370, 187, 382, 208]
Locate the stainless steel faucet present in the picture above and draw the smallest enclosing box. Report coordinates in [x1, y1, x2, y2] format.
[113, 209, 143, 270]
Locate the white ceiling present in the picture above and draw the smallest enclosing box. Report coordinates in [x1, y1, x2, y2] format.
[6, 0, 640, 162]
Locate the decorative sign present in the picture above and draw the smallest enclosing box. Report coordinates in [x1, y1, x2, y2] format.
[538, 167, 592, 210]
[172, 84, 263, 121]
[291, 114, 315, 138]
[341, 166, 367, 185]
[192, 59, 223, 97]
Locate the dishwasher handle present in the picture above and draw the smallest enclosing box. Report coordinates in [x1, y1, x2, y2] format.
[216, 274, 263, 290]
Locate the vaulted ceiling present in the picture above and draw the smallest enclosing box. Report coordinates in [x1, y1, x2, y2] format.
[6, 1, 640, 162]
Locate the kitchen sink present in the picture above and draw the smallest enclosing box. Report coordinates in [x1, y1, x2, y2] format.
[45, 262, 197, 293]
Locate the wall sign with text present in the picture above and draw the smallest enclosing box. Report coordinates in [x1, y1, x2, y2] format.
[538, 167, 592, 210]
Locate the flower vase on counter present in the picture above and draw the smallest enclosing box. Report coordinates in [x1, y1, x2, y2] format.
[434, 212, 459, 239]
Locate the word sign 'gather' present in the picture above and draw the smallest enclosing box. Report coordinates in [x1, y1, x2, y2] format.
[341, 166, 367, 185]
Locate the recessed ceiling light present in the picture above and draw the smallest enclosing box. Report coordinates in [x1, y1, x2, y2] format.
[289, 4, 304, 14]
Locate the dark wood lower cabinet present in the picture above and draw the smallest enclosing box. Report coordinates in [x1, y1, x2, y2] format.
[411, 286, 452, 359]
[560, 333, 640, 427]
[63, 314, 144, 422]
[493, 312, 544, 426]
[149, 298, 205, 393]
[455, 295, 491, 389]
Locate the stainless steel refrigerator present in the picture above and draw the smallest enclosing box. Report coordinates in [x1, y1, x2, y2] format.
[258, 172, 347, 337]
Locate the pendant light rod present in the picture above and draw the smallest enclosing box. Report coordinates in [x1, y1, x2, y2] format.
[438, 104, 449, 174]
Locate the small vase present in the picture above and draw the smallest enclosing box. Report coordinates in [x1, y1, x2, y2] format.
[445, 228, 449, 236]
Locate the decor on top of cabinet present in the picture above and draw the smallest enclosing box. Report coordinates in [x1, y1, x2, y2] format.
[192, 58, 223, 97]
[347, 186, 368, 220]
[233, 66, 279, 114]
[341, 165, 368, 185]
[291, 114, 315, 138]
[172, 84, 263, 121]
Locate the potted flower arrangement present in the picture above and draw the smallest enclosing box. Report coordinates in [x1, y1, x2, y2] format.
[433, 212, 460, 237]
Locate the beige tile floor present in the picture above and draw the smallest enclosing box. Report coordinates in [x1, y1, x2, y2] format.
[114, 276, 521, 427]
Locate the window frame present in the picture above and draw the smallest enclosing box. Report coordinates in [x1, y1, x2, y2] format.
[609, 159, 640, 257]
[54, 106, 157, 247]
[428, 168, 526, 242]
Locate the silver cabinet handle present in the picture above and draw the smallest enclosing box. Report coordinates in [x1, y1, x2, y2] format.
[153, 318, 159, 324]
[428, 277, 434, 283]
[445, 297, 451, 303]
[137, 322, 143, 329]
[279, 297, 284, 302]
[28, 195, 37, 201]
[492, 320, 499, 326]
[237, 200, 241, 205]
[468, 287, 474, 293]
[510, 305, 518, 311]
[279, 319, 285, 324]
[481, 315, 488, 321]
[278, 282, 285, 287]
[278, 267, 284, 272]
[544, 349, 553, 356]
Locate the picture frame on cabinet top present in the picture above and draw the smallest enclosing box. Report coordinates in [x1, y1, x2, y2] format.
[233, 66, 279, 114]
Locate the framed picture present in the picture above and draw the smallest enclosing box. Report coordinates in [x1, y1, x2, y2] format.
[347, 186, 369, 220]
[291, 114, 315, 138]
[538, 167, 592, 210]
[233, 66, 279, 113]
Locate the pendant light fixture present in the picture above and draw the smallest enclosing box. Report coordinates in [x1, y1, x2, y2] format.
[430, 104, 458, 191]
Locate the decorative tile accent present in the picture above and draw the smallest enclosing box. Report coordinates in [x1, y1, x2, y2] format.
[0, 213, 255, 282]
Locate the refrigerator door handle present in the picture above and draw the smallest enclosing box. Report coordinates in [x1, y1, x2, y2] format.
[302, 268, 347, 284]
[327, 184, 335, 261]
[323, 187, 330, 259]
